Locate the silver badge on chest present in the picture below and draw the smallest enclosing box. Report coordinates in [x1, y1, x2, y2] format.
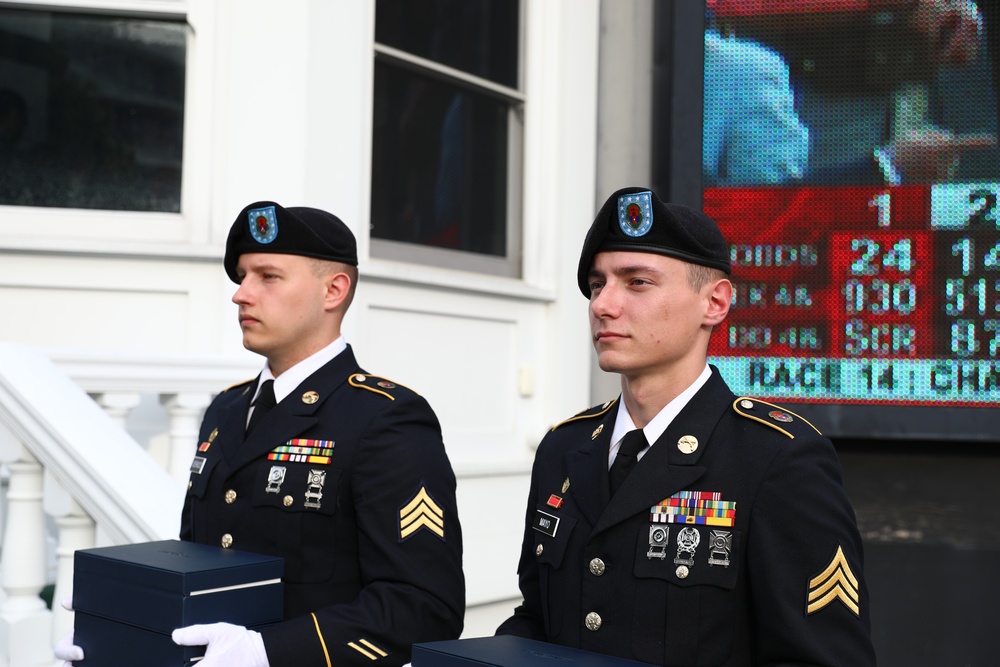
[708, 530, 732, 567]
[304, 469, 326, 509]
[674, 526, 700, 567]
[647, 525, 669, 560]
[265, 466, 286, 494]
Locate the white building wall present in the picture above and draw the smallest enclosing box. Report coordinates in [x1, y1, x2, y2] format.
[0, 0, 603, 629]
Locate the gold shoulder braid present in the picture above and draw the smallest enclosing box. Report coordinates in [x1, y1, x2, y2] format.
[732, 397, 822, 440]
[223, 378, 255, 394]
[348, 373, 419, 401]
[551, 397, 618, 431]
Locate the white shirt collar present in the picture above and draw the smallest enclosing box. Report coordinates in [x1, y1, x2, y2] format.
[252, 336, 348, 404]
[608, 365, 713, 467]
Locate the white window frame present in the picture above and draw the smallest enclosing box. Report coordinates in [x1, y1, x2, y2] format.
[0, 0, 215, 255]
[370, 2, 525, 279]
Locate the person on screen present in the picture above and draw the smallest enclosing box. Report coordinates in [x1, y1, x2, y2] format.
[703, 29, 810, 187]
[797, 0, 997, 184]
[496, 186, 875, 666]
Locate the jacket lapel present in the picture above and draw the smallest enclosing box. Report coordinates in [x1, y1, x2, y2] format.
[217, 378, 257, 467]
[566, 403, 619, 528]
[591, 371, 733, 537]
[229, 347, 361, 472]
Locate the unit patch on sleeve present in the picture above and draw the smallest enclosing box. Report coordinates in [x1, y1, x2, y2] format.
[807, 544, 861, 616]
[398, 484, 445, 542]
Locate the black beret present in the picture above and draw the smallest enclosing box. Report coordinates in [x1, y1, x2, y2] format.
[224, 201, 358, 283]
[576, 186, 731, 296]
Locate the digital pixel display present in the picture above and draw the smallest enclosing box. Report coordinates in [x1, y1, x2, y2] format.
[702, 1, 1000, 413]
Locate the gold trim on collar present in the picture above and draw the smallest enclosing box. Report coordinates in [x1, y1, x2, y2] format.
[551, 397, 618, 431]
[732, 397, 823, 439]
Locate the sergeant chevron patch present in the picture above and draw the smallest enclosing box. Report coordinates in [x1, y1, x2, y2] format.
[807, 544, 861, 616]
[399, 484, 446, 542]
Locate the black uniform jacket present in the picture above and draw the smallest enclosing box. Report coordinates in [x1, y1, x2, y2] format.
[497, 369, 875, 666]
[181, 345, 465, 667]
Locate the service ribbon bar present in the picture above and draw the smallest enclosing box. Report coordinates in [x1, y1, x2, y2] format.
[650, 490, 736, 527]
[267, 439, 335, 464]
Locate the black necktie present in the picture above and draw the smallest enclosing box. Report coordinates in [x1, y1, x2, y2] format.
[246, 380, 276, 434]
[609, 429, 648, 495]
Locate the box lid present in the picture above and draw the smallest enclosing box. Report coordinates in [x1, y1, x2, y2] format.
[412, 636, 658, 667]
[74, 539, 283, 595]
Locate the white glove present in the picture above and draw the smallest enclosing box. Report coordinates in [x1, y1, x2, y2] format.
[54, 597, 84, 666]
[54, 630, 84, 665]
[172, 622, 269, 667]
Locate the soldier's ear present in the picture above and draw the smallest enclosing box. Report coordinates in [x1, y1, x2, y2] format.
[324, 271, 353, 312]
[704, 278, 732, 327]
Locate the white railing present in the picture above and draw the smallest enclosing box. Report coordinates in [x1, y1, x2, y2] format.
[0, 342, 259, 667]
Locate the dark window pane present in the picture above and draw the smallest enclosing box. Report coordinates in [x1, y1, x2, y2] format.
[371, 62, 509, 257]
[0, 9, 186, 212]
[376, 0, 519, 89]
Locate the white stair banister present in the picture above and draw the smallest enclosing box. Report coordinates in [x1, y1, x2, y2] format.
[91, 392, 142, 430]
[46, 477, 96, 644]
[0, 342, 182, 544]
[0, 448, 51, 667]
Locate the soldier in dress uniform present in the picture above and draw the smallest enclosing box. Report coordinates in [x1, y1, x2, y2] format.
[495, 187, 875, 666]
[171, 202, 465, 666]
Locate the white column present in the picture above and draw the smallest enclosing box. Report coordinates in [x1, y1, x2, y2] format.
[0, 450, 52, 667]
[161, 392, 213, 485]
[91, 391, 142, 430]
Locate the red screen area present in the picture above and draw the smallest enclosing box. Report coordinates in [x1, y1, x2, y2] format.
[706, 185, 1000, 405]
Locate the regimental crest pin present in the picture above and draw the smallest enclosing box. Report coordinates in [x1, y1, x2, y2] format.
[769, 410, 793, 423]
[617, 191, 654, 237]
[248, 205, 278, 244]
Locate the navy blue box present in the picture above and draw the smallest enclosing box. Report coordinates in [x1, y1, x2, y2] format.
[73, 612, 206, 666]
[73, 539, 283, 667]
[412, 636, 658, 667]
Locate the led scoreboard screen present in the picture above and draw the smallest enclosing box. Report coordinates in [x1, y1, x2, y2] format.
[697, 0, 1000, 437]
[705, 185, 999, 405]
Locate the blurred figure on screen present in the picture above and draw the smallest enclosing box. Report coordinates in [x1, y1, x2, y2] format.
[711, 0, 998, 185]
[875, 0, 997, 184]
[805, 0, 997, 184]
[703, 29, 810, 187]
